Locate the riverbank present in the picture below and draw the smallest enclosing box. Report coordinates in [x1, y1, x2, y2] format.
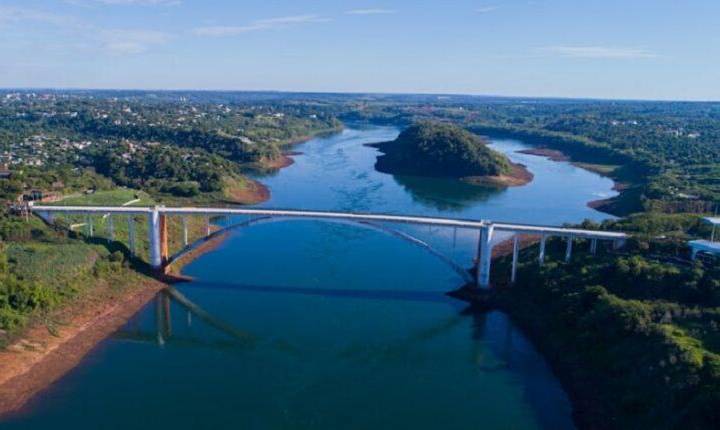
[0, 226, 235, 418]
[222, 176, 270, 205]
[164, 229, 228, 279]
[474, 126, 645, 217]
[0, 271, 166, 417]
[0, 142, 306, 417]
[516, 146, 638, 216]
[463, 162, 534, 188]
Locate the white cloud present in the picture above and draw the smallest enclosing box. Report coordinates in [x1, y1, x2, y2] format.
[475, 6, 500, 13]
[193, 14, 330, 37]
[345, 9, 396, 15]
[100, 29, 172, 54]
[0, 6, 76, 26]
[0, 6, 171, 55]
[538, 46, 659, 59]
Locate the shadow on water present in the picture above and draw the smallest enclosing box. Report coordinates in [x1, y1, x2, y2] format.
[391, 174, 503, 211]
[114, 283, 572, 430]
[179, 280, 465, 305]
[467, 310, 575, 430]
[114, 287, 257, 350]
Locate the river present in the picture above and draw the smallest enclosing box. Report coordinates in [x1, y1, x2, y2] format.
[4, 124, 617, 429]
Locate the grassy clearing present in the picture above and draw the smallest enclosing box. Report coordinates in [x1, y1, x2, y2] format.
[55, 188, 154, 207]
[7, 242, 104, 286]
[572, 162, 620, 176]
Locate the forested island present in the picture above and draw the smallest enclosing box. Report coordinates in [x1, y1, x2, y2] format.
[370, 122, 532, 187]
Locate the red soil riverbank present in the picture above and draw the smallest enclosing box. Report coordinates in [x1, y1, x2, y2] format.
[0, 276, 166, 417]
[0, 227, 234, 418]
[463, 162, 534, 188]
[0, 164, 300, 418]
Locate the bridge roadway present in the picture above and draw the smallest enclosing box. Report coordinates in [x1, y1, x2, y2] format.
[28, 204, 628, 288]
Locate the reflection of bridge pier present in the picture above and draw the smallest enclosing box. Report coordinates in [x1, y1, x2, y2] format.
[29, 204, 628, 288]
[127, 287, 256, 348]
[155, 292, 172, 346]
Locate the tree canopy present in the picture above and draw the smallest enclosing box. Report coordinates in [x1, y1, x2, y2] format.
[374, 121, 512, 178]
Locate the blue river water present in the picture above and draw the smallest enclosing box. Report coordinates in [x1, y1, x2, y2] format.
[3, 124, 617, 429]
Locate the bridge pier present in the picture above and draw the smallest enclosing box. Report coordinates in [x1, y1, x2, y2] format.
[148, 208, 162, 270]
[565, 235, 574, 262]
[539, 234, 547, 265]
[511, 235, 520, 283]
[127, 216, 136, 256]
[107, 214, 114, 241]
[590, 238, 598, 254]
[86, 215, 93, 237]
[476, 223, 495, 289]
[182, 216, 189, 246]
[159, 214, 169, 264]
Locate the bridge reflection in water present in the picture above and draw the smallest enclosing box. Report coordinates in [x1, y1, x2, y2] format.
[114, 287, 257, 349]
[110, 283, 572, 429]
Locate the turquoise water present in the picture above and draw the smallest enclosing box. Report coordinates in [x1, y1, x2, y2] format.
[4, 125, 617, 429]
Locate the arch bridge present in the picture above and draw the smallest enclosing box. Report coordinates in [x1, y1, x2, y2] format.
[28, 204, 628, 288]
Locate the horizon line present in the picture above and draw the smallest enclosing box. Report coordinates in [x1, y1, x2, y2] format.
[1, 86, 717, 104]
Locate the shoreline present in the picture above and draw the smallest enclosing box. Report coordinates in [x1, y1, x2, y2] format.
[165, 230, 229, 278]
[451, 240, 602, 430]
[0, 128, 316, 417]
[224, 177, 270, 205]
[0, 227, 235, 419]
[0, 275, 167, 418]
[516, 146, 629, 216]
[462, 162, 534, 188]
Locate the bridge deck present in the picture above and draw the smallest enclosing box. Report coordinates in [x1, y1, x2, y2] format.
[29, 204, 628, 241]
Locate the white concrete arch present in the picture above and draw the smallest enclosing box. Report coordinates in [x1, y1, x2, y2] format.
[166, 215, 475, 285]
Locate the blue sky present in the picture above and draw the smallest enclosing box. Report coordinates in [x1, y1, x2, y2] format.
[0, 0, 718, 100]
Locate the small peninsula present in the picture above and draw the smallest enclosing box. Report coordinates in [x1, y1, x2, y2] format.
[371, 122, 533, 187]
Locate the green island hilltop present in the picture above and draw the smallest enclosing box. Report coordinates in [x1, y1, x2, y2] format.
[371, 121, 533, 187]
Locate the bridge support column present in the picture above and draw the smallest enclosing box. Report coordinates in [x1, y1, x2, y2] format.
[159, 214, 169, 264]
[565, 235, 574, 263]
[127, 216, 136, 256]
[539, 234, 546, 265]
[206, 216, 211, 236]
[590, 238, 598, 255]
[86, 215, 94, 237]
[182, 216, 189, 246]
[476, 223, 495, 289]
[511, 235, 520, 284]
[148, 208, 162, 270]
[107, 215, 114, 241]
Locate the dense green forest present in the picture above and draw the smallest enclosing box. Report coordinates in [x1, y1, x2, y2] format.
[0, 92, 340, 200]
[372, 122, 511, 178]
[478, 212, 718, 428]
